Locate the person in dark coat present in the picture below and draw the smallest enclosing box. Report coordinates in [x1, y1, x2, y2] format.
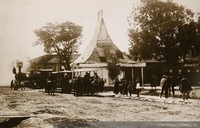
[46, 74, 55, 95]
[119, 78, 125, 95]
[170, 76, 176, 96]
[123, 79, 128, 96]
[99, 78, 105, 93]
[10, 80, 14, 90]
[61, 74, 69, 93]
[76, 76, 82, 96]
[83, 72, 91, 95]
[180, 75, 192, 100]
[127, 81, 133, 97]
[114, 78, 120, 95]
[164, 76, 170, 98]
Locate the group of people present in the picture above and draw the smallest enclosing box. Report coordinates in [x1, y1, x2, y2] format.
[113, 74, 192, 100]
[160, 75, 192, 100]
[73, 72, 105, 96]
[44, 72, 105, 96]
[113, 77, 142, 97]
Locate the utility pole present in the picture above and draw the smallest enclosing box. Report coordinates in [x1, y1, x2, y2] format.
[72, 43, 74, 80]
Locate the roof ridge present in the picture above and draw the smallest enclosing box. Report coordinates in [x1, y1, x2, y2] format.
[74, 10, 105, 63]
[74, 10, 129, 64]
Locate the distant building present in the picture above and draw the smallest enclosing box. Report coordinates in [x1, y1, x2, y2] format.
[28, 10, 199, 86]
[27, 54, 80, 73]
[142, 54, 200, 86]
[27, 10, 145, 86]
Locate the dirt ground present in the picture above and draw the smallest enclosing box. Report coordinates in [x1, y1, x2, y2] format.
[0, 86, 200, 128]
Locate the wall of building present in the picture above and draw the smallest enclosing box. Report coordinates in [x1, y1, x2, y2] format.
[145, 62, 200, 86]
[29, 63, 58, 74]
[75, 66, 110, 86]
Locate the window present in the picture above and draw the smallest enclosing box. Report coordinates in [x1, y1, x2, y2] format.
[109, 50, 116, 54]
[97, 48, 105, 57]
[99, 57, 107, 62]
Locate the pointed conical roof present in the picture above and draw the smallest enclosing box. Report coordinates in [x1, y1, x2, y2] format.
[75, 10, 129, 64]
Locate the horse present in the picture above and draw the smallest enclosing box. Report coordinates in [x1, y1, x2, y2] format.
[13, 80, 20, 90]
[20, 81, 26, 90]
[46, 80, 56, 95]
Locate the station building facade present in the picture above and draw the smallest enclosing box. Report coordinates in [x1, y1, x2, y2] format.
[28, 10, 200, 86]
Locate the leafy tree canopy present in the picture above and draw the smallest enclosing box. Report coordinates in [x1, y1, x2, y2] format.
[34, 21, 83, 70]
[107, 55, 121, 80]
[128, 0, 200, 66]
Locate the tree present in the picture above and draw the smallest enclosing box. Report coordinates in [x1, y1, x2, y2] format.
[178, 20, 200, 59]
[107, 56, 121, 80]
[34, 21, 83, 70]
[128, 0, 200, 66]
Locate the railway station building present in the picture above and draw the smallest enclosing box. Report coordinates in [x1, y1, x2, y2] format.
[28, 10, 200, 86]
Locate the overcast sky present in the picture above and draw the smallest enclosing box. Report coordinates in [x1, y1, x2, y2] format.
[0, 0, 200, 85]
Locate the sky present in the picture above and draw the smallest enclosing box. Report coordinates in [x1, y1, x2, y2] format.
[0, 0, 200, 85]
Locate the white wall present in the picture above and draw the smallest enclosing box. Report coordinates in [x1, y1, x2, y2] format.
[77, 64, 111, 86]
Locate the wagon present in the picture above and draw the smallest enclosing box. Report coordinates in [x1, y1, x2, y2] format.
[52, 68, 102, 95]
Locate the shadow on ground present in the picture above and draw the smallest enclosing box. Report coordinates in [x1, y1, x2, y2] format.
[0, 117, 30, 128]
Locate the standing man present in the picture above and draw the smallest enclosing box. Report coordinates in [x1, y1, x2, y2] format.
[135, 77, 141, 97]
[83, 72, 91, 95]
[180, 75, 192, 100]
[99, 78, 105, 93]
[160, 75, 167, 98]
[170, 76, 176, 96]
[62, 74, 69, 93]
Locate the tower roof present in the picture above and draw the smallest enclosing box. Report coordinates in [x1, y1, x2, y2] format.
[74, 10, 129, 64]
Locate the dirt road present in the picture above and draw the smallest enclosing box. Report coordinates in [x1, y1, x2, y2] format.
[0, 86, 199, 128]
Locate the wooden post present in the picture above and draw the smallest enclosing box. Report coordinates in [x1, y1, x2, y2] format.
[132, 68, 134, 84]
[72, 43, 74, 80]
[141, 67, 144, 88]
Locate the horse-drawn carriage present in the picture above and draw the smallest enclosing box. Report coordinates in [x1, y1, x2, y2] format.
[11, 68, 105, 96]
[50, 69, 105, 96]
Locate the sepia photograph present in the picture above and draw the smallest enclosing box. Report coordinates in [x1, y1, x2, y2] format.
[0, 0, 200, 127]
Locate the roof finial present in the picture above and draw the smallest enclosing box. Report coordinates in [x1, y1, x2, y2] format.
[98, 10, 103, 20]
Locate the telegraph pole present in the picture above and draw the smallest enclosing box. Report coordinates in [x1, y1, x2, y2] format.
[72, 43, 74, 80]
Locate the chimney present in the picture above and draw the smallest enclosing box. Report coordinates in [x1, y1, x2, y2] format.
[97, 10, 103, 21]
